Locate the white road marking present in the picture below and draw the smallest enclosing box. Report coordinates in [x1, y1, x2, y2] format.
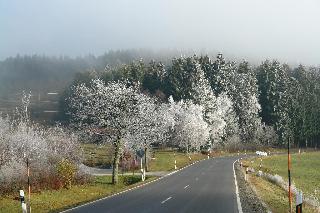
[59, 158, 208, 213]
[195, 177, 199, 181]
[184, 185, 189, 189]
[161, 196, 172, 204]
[233, 159, 243, 213]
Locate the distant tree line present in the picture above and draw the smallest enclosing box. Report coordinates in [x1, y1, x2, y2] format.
[0, 49, 180, 98]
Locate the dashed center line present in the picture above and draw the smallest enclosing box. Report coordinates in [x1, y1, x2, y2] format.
[184, 185, 189, 189]
[161, 196, 172, 204]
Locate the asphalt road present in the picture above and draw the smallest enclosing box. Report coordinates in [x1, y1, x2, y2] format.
[65, 156, 241, 213]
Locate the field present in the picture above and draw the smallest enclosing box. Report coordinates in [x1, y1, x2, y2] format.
[0, 175, 156, 213]
[249, 174, 316, 213]
[81, 143, 244, 172]
[244, 151, 320, 212]
[81, 143, 114, 168]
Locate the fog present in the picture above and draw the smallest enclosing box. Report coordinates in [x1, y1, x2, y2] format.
[1, 0, 320, 65]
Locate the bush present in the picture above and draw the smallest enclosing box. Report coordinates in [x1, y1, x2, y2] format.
[0, 115, 84, 194]
[56, 159, 77, 189]
[122, 175, 141, 185]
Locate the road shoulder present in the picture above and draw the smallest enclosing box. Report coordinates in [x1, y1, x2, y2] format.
[235, 162, 269, 213]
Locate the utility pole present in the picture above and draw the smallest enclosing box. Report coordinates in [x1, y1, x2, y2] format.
[27, 157, 31, 213]
[23, 153, 31, 213]
[288, 137, 292, 213]
[174, 151, 177, 170]
[144, 147, 147, 172]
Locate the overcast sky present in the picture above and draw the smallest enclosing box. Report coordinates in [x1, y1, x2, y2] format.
[1, 0, 320, 65]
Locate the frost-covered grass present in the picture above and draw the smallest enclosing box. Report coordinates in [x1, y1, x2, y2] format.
[0, 175, 156, 213]
[245, 151, 320, 201]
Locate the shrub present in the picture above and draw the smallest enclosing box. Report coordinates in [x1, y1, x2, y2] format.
[0, 116, 84, 194]
[122, 175, 141, 185]
[56, 159, 77, 189]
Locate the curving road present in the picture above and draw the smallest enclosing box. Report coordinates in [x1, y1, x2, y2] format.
[63, 156, 241, 213]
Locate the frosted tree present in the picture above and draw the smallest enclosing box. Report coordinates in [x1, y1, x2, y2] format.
[288, 65, 320, 148]
[124, 94, 171, 171]
[210, 53, 231, 95]
[168, 99, 210, 153]
[6, 91, 49, 166]
[69, 79, 141, 184]
[124, 94, 157, 150]
[45, 126, 82, 163]
[257, 60, 291, 145]
[190, 60, 237, 147]
[142, 60, 167, 95]
[0, 116, 11, 168]
[191, 60, 217, 120]
[215, 93, 239, 145]
[0, 96, 80, 192]
[167, 56, 202, 100]
[219, 61, 262, 144]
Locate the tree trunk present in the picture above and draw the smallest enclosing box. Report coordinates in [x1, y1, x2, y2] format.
[305, 138, 308, 149]
[112, 141, 121, 184]
[186, 146, 191, 162]
[144, 147, 148, 172]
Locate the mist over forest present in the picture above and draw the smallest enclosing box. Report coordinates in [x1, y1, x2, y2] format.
[1, 48, 319, 149]
[0, 50, 173, 96]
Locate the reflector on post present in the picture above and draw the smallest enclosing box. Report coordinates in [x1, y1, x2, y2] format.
[296, 191, 303, 213]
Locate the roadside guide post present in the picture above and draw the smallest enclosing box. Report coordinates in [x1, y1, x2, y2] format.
[296, 191, 303, 213]
[259, 158, 262, 171]
[245, 167, 248, 181]
[19, 190, 27, 213]
[140, 157, 145, 181]
[136, 149, 145, 181]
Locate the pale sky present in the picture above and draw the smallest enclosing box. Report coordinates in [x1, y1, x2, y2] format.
[1, 0, 320, 65]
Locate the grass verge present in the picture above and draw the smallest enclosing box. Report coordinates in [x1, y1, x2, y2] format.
[248, 174, 317, 213]
[243, 151, 320, 212]
[0, 175, 156, 213]
[244, 151, 320, 201]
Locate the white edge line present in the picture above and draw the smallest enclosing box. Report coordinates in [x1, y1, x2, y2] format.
[59, 158, 207, 213]
[233, 159, 243, 213]
[161, 196, 172, 204]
